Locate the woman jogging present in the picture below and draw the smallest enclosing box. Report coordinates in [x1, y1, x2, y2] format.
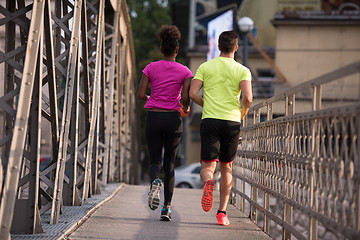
[137, 25, 193, 221]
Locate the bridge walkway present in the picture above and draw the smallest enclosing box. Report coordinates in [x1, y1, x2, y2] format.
[68, 185, 272, 240]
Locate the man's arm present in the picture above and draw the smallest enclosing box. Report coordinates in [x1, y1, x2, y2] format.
[189, 79, 204, 107]
[240, 80, 253, 120]
[181, 77, 192, 112]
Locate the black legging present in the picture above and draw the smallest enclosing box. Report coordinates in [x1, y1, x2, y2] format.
[145, 111, 183, 206]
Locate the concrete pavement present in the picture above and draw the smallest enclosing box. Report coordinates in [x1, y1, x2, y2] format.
[69, 184, 272, 240]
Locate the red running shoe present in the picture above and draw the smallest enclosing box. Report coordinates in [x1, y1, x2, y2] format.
[216, 212, 230, 226]
[201, 179, 215, 212]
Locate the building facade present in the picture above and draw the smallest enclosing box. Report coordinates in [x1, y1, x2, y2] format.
[184, 0, 360, 164]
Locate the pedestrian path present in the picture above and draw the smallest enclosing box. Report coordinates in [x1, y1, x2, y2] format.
[12, 183, 123, 240]
[68, 185, 272, 240]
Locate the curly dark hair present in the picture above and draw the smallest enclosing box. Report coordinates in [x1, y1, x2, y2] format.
[157, 25, 181, 57]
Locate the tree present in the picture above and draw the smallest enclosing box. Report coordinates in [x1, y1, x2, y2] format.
[126, 0, 172, 181]
[127, 0, 172, 75]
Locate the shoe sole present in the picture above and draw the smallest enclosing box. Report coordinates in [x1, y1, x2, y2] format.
[160, 215, 171, 221]
[217, 221, 230, 226]
[217, 217, 230, 226]
[216, 213, 230, 225]
[201, 180, 215, 212]
[148, 180, 161, 210]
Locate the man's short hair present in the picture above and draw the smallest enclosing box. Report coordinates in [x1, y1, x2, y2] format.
[218, 30, 239, 54]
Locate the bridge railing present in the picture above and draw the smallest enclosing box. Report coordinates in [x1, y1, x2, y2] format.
[0, 0, 139, 238]
[232, 61, 360, 240]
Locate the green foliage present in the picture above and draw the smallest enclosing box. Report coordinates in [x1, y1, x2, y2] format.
[127, 0, 172, 74]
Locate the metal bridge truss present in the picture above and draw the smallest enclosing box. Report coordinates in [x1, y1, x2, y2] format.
[0, 0, 139, 238]
[233, 61, 360, 239]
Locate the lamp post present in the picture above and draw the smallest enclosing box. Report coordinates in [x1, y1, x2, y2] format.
[188, 0, 196, 49]
[237, 17, 254, 67]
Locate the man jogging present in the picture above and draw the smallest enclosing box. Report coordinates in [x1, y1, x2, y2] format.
[189, 30, 253, 226]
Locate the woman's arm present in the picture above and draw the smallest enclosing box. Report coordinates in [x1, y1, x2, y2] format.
[137, 74, 150, 101]
[181, 77, 192, 111]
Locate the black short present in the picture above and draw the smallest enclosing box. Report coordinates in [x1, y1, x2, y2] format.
[200, 118, 241, 163]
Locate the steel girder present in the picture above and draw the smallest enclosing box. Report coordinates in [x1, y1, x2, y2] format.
[0, 0, 137, 237]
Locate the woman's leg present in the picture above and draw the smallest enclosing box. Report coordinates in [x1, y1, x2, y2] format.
[162, 113, 182, 206]
[145, 112, 164, 183]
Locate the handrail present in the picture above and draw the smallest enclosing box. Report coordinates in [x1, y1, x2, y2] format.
[233, 61, 360, 239]
[249, 60, 360, 112]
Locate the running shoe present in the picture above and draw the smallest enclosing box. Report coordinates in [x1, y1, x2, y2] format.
[201, 179, 215, 212]
[216, 212, 230, 226]
[148, 178, 162, 210]
[160, 206, 171, 221]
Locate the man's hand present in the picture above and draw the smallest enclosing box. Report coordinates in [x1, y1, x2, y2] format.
[240, 107, 250, 120]
[241, 108, 246, 120]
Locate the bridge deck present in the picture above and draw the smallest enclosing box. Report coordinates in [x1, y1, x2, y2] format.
[69, 185, 272, 240]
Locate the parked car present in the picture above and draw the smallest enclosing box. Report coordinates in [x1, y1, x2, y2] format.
[40, 156, 70, 178]
[174, 162, 202, 189]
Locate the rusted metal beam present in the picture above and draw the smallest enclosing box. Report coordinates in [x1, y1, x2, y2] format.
[0, 0, 46, 237]
[0, 0, 137, 236]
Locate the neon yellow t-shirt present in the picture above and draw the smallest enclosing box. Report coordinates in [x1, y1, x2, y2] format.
[194, 57, 251, 122]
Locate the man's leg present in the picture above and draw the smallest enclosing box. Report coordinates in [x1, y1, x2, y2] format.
[215, 162, 232, 226]
[200, 161, 216, 183]
[218, 120, 239, 212]
[199, 119, 220, 212]
[200, 161, 217, 212]
[219, 162, 233, 211]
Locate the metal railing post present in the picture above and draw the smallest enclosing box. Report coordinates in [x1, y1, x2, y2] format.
[283, 95, 295, 240]
[240, 115, 246, 213]
[263, 103, 273, 234]
[309, 85, 321, 240]
[250, 109, 260, 223]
